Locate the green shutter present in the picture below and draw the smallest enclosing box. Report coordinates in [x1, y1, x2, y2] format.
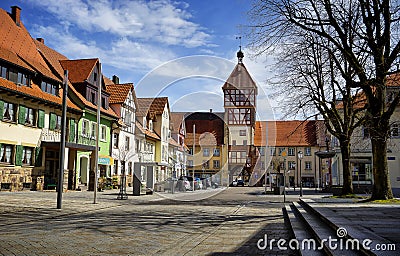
[35, 147, 43, 167]
[38, 110, 45, 128]
[15, 145, 23, 166]
[0, 100, 4, 120]
[49, 113, 56, 130]
[69, 119, 75, 142]
[18, 105, 26, 124]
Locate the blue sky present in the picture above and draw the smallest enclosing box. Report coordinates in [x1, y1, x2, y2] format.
[0, 0, 275, 117]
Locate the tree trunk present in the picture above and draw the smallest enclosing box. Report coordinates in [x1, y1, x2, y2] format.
[371, 138, 393, 200]
[340, 141, 353, 195]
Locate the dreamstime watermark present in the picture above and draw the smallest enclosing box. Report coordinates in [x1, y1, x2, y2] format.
[257, 227, 396, 252]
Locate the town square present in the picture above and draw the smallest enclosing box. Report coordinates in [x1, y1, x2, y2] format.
[0, 0, 399, 255]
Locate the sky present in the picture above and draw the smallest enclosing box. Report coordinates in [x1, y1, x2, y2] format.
[0, 0, 276, 118]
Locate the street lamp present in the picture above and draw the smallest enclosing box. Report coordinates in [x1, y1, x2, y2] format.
[298, 150, 303, 197]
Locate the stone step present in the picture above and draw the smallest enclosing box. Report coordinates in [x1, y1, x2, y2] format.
[284, 204, 325, 256]
[299, 199, 397, 256]
[294, 201, 363, 256]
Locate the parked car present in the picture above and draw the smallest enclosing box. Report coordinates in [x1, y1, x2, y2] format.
[237, 179, 245, 186]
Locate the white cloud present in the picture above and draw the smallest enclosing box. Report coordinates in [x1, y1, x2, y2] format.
[26, 0, 211, 48]
[31, 25, 176, 75]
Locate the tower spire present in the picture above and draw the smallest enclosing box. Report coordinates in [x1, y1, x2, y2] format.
[236, 36, 244, 63]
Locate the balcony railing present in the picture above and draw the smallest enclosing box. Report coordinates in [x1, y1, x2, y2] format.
[41, 129, 96, 146]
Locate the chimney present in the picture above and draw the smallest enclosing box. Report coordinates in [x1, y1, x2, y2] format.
[112, 75, 119, 84]
[36, 38, 45, 44]
[11, 6, 21, 26]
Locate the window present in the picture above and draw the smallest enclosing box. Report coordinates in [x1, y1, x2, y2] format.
[363, 126, 369, 139]
[0, 144, 13, 164]
[0, 65, 6, 78]
[187, 160, 193, 168]
[82, 120, 89, 136]
[280, 161, 285, 170]
[270, 147, 276, 156]
[305, 147, 311, 156]
[125, 136, 130, 151]
[40, 81, 58, 95]
[128, 162, 132, 176]
[288, 147, 295, 156]
[279, 148, 286, 156]
[2, 101, 15, 121]
[22, 146, 34, 165]
[391, 123, 399, 137]
[189, 148, 194, 155]
[202, 160, 210, 169]
[24, 107, 35, 125]
[305, 161, 312, 170]
[239, 130, 246, 136]
[232, 140, 236, 146]
[288, 161, 296, 170]
[243, 140, 247, 146]
[125, 112, 132, 126]
[101, 96, 107, 109]
[49, 113, 61, 130]
[213, 148, 220, 156]
[113, 160, 118, 175]
[213, 160, 220, 168]
[114, 133, 119, 148]
[101, 126, 106, 141]
[91, 92, 96, 105]
[55, 115, 61, 130]
[229, 151, 247, 163]
[148, 120, 153, 130]
[203, 148, 210, 157]
[135, 139, 139, 151]
[91, 122, 96, 138]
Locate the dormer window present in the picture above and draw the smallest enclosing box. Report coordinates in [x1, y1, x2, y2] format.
[149, 120, 153, 131]
[41, 80, 58, 96]
[0, 64, 30, 86]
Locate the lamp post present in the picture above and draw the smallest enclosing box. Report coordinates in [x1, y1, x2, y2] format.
[298, 150, 303, 197]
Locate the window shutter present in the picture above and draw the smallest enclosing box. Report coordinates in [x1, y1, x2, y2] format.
[38, 109, 45, 128]
[18, 105, 26, 124]
[35, 147, 43, 167]
[15, 145, 23, 166]
[49, 113, 56, 130]
[69, 119, 75, 142]
[0, 100, 3, 120]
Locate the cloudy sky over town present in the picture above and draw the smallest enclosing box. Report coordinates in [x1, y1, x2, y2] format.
[1, 0, 275, 117]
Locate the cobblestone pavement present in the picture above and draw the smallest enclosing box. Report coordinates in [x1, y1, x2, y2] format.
[0, 187, 300, 256]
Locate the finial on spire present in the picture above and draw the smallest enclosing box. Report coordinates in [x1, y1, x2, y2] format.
[236, 36, 244, 63]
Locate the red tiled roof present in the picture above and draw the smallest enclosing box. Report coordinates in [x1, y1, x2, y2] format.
[169, 137, 180, 147]
[136, 97, 169, 117]
[107, 83, 134, 104]
[0, 9, 59, 81]
[0, 77, 80, 111]
[222, 63, 257, 90]
[135, 120, 160, 140]
[0, 8, 79, 111]
[37, 48, 117, 117]
[59, 59, 98, 84]
[170, 112, 185, 133]
[386, 72, 400, 87]
[255, 120, 318, 147]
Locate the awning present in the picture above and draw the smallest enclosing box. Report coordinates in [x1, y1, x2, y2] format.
[350, 158, 372, 164]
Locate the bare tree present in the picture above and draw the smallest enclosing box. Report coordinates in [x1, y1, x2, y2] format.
[249, 0, 400, 199]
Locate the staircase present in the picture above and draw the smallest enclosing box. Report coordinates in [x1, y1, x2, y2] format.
[284, 199, 394, 256]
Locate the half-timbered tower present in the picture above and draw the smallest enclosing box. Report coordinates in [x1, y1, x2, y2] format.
[222, 49, 258, 184]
